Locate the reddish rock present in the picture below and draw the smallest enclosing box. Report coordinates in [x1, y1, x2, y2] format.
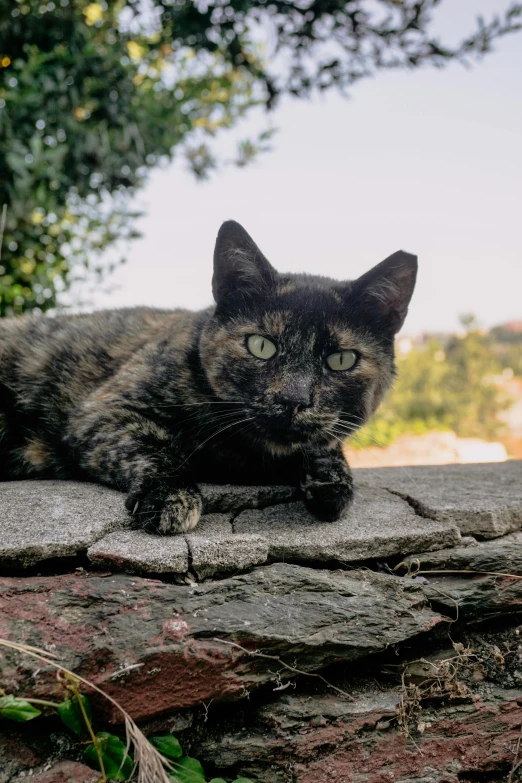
[194, 683, 522, 783]
[18, 761, 99, 783]
[0, 564, 443, 722]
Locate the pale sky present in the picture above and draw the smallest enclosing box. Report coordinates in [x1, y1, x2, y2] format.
[90, 0, 522, 336]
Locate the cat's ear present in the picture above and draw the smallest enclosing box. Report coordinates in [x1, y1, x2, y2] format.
[212, 221, 277, 307]
[350, 250, 417, 333]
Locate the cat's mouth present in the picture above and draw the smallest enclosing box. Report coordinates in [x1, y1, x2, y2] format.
[251, 408, 328, 445]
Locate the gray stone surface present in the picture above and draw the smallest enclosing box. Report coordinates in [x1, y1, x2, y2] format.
[355, 460, 522, 539]
[402, 530, 522, 574]
[187, 533, 269, 579]
[2, 462, 519, 577]
[199, 482, 298, 513]
[0, 480, 128, 567]
[186, 513, 268, 578]
[87, 530, 189, 573]
[235, 486, 461, 562]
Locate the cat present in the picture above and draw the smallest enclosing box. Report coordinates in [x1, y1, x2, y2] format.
[0, 221, 417, 534]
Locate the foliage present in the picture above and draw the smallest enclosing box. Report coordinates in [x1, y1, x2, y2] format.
[1, 2, 521, 315]
[356, 323, 514, 447]
[149, 733, 253, 783]
[0, 689, 254, 783]
[0, 0, 265, 315]
[0, 694, 42, 721]
[84, 732, 134, 780]
[127, 1, 522, 103]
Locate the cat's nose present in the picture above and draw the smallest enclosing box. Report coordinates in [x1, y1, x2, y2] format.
[274, 377, 313, 411]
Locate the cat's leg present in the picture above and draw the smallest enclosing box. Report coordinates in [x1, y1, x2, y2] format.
[67, 406, 202, 535]
[301, 445, 354, 521]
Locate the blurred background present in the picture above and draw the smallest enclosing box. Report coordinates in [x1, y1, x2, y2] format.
[1, 0, 521, 467]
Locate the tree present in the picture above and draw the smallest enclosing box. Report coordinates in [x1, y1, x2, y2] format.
[0, 0, 265, 315]
[132, 1, 522, 103]
[1, 1, 521, 315]
[356, 322, 512, 447]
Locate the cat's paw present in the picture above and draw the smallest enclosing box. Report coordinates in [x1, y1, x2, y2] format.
[301, 454, 354, 521]
[303, 481, 354, 521]
[126, 483, 202, 535]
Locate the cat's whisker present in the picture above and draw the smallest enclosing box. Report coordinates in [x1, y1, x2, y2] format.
[147, 401, 242, 409]
[337, 421, 422, 493]
[177, 416, 256, 470]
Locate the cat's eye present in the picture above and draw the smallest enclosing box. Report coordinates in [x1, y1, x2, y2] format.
[326, 350, 358, 372]
[247, 334, 277, 360]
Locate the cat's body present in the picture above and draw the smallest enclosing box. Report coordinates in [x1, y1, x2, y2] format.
[0, 221, 417, 533]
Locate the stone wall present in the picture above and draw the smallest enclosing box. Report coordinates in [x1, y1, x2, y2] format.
[1, 461, 522, 782]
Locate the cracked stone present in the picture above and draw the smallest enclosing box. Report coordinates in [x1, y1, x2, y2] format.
[191, 678, 522, 783]
[403, 530, 522, 574]
[199, 483, 299, 513]
[0, 481, 128, 568]
[234, 486, 461, 563]
[87, 530, 189, 574]
[0, 563, 443, 721]
[187, 512, 268, 578]
[355, 460, 522, 539]
[399, 531, 522, 620]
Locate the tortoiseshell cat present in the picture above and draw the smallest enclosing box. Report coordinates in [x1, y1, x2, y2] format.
[0, 221, 417, 534]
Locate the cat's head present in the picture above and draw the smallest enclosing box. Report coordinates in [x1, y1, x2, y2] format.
[199, 221, 417, 454]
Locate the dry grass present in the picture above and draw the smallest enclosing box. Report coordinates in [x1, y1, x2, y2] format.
[0, 637, 173, 783]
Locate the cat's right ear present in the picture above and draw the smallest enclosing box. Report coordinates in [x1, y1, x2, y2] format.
[212, 221, 276, 308]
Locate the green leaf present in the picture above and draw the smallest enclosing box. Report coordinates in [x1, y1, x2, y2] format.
[0, 695, 42, 722]
[169, 756, 206, 783]
[150, 733, 184, 760]
[57, 694, 92, 735]
[84, 732, 133, 781]
[209, 779, 228, 782]
[232, 779, 255, 783]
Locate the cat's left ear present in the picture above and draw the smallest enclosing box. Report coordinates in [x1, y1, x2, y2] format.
[350, 250, 418, 333]
[213, 220, 277, 307]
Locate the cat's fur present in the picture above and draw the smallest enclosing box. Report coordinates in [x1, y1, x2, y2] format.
[0, 221, 417, 533]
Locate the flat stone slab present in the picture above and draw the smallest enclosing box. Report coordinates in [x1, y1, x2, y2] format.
[399, 530, 522, 621]
[0, 564, 443, 721]
[186, 513, 269, 579]
[355, 460, 522, 539]
[3, 463, 519, 577]
[234, 486, 461, 563]
[0, 481, 128, 568]
[402, 530, 522, 574]
[88, 530, 189, 574]
[199, 483, 299, 513]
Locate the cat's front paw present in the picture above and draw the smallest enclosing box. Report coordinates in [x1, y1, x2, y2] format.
[126, 483, 202, 535]
[301, 454, 354, 521]
[303, 481, 354, 521]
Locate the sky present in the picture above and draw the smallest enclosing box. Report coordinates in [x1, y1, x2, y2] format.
[90, 0, 522, 336]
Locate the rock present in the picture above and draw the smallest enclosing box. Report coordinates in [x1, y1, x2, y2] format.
[420, 571, 522, 621]
[355, 460, 522, 539]
[199, 483, 299, 514]
[398, 531, 522, 620]
[191, 675, 522, 783]
[0, 724, 54, 783]
[186, 514, 268, 579]
[402, 530, 522, 574]
[0, 564, 443, 722]
[17, 761, 99, 783]
[234, 487, 461, 563]
[0, 481, 128, 568]
[87, 530, 190, 574]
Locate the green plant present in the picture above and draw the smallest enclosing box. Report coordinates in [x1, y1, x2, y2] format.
[0, 638, 254, 783]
